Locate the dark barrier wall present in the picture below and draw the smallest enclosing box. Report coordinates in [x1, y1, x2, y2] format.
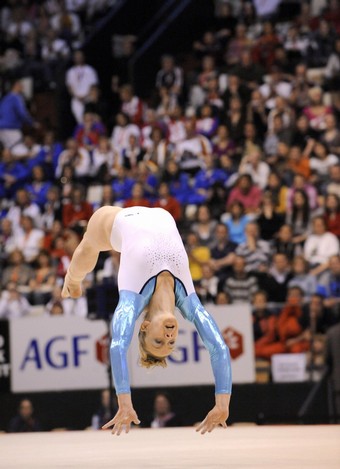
[0, 382, 330, 432]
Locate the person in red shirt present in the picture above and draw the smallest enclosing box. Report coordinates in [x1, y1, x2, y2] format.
[123, 182, 151, 208]
[62, 186, 93, 228]
[227, 174, 262, 213]
[324, 193, 340, 238]
[153, 182, 181, 222]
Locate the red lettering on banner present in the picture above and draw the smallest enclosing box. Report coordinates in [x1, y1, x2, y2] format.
[96, 333, 110, 365]
[222, 327, 244, 360]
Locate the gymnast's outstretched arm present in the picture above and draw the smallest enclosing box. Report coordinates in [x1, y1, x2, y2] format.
[61, 206, 121, 298]
[176, 290, 232, 433]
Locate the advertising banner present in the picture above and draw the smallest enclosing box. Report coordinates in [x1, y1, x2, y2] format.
[10, 317, 109, 392]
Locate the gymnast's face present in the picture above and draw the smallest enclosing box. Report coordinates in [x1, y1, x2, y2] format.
[141, 313, 179, 357]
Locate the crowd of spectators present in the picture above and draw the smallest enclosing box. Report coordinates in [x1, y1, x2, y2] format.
[0, 0, 340, 371]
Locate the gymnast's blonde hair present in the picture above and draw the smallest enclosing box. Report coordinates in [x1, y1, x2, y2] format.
[138, 329, 168, 369]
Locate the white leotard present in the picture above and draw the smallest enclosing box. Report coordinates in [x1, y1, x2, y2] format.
[110, 206, 195, 295]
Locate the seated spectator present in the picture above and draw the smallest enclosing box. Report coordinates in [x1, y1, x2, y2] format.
[0, 281, 31, 319]
[0, 218, 16, 260]
[325, 36, 340, 89]
[222, 96, 247, 150]
[317, 254, 340, 323]
[286, 294, 332, 360]
[73, 111, 105, 150]
[185, 232, 211, 283]
[286, 145, 311, 183]
[13, 215, 44, 263]
[227, 174, 263, 214]
[40, 186, 63, 230]
[302, 86, 333, 132]
[155, 54, 183, 101]
[11, 134, 41, 162]
[91, 389, 117, 430]
[24, 165, 52, 209]
[321, 113, 340, 157]
[122, 134, 145, 175]
[252, 290, 281, 359]
[288, 255, 317, 301]
[265, 171, 288, 214]
[55, 138, 91, 183]
[267, 96, 294, 134]
[196, 263, 219, 304]
[196, 104, 219, 139]
[134, 162, 158, 201]
[110, 112, 140, 165]
[252, 21, 281, 71]
[257, 253, 293, 304]
[222, 200, 252, 245]
[29, 250, 56, 305]
[212, 124, 236, 159]
[119, 84, 144, 126]
[303, 216, 340, 276]
[232, 48, 264, 89]
[166, 105, 186, 145]
[310, 141, 339, 188]
[307, 19, 337, 68]
[235, 222, 271, 273]
[222, 255, 258, 304]
[225, 23, 252, 67]
[256, 192, 285, 241]
[286, 189, 312, 245]
[190, 154, 231, 205]
[111, 166, 135, 203]
[209, 223, 237, 281]
[143, 391, 182, 428]
[287, 173, 318, 211]
[174, 117, 212, 175]
[326, 164, 340, 198]
[153, 182, 181, 223]
[238, 149, 270, 190]
[292, 114, 318, 152]
[62, 185, 93, 229]
[0, 148, 29, 199]
[123, 182, 151, 208]
[259, 65, 292, 110]
[91, 136, 113, 182]
[191, 205, 218, 247]
[273, 224, 297, 261]
[6, 188, 41, 233]
[323, 193, 340, 238]
[7, 399, 42, 433]
[143, 127, 169, 175]
[2, 249, 34, 289]
[263, 114, 292, 162]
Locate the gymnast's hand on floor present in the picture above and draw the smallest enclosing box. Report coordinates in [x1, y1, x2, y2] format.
[102, 406, 141, 436]
[61, 274, 82, 299]
[196, 394, 230, 434]
[196, 405, 229, 434]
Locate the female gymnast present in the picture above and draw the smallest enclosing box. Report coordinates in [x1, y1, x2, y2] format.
[62, 206, 232, 435]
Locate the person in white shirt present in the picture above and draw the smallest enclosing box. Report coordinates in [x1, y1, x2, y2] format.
[6, 189, 41, 234]
[304, 216, 340, 276]
[13, 215, 44, 263]
[110, 112, 140, 165]
[66, 50, 99, 123]
[239, 150, 270, 189]
[55, 138, 91, 179]
[0, 281, 31, 319]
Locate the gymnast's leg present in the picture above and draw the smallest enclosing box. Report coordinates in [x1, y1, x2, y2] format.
[62, 206, 122, 298]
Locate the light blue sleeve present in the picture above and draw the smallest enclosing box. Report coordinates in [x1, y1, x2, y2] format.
[175, 282, 232, 394]
[110, 287, 152, 394]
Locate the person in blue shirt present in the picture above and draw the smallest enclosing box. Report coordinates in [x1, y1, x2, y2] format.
[0, 148, 29, 199]
[0, 78, 36, 149]
[62, 206, 232, 435]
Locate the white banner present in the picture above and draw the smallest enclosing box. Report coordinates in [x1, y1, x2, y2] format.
[10, 304, 255, 392]
[128, 304, 255, 389]
[10, 317, 109, 392]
